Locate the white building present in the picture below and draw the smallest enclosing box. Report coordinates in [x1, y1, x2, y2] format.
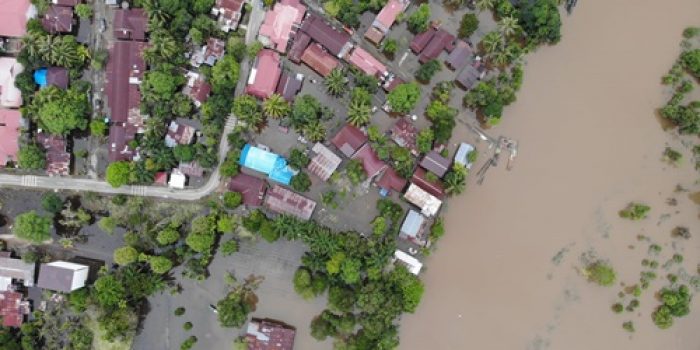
[37, 261, 89, 293]
[394, 250, 422, 275]
[168, 169, 187, 189]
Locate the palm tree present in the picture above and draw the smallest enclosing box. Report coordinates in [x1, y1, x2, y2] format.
[474, 0, 495, 11]
[497, 16, 520, 38]
[480, 31, 503, 56]
[262, 94, 290, 119]
[444, 165, 468, 195]
[304, 121, 326, 142]
[150, 30, 178, 60]
[346, 100, 372, 127]
[142, 0, 169, 27]
[22, 33, 41, 59]
[324, 69, 347, 97]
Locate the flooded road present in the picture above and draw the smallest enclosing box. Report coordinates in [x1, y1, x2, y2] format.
[401, 1, 700, 350]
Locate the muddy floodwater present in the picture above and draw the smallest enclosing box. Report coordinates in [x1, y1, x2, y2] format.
[400, 1, 700, 350]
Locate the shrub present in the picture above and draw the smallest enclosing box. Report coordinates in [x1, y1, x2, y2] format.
[175, 307, 186, 316]
[183, 322, 193, 331]
[113, 246, 139, 266]
[584, 261, 616, 286]
[98, 217, 118, 234]
[458, 13, 479, 38]
[611, 303, 623, 313]
[622, 321, 634, 332]
[619, 203, 650, 220]
[180, 336, 197, 350]
[156, 227, 180, 245]
[41, 193, 64, 214]
[223, 192, 243, 209]
[290, 172, 312, 192]
[13, 211, 52, 243]
[415, 60, 442, 83]
[221, 239, 239, 256]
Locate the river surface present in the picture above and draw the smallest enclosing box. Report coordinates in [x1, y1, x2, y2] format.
[400, 1, 700, 350]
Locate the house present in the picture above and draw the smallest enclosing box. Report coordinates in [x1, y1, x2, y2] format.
[455, 61, 485, 90]
[275, 71, 303, 102]
[399, 209, 427, 245]
[376, 167, 407, 194]
[0, 254, 35, 291]
[165, 121, 196, 147]
[454, 142, 475, 168]
[258, 0, 306, 53]
[190, 37, 226, 67]
[178, 161, 204, 178]
[246, 49, 282, 99]
[403, 183, 442, 217]
[300, 43, 339, 77]
[182, 71, 211, 107]
[364, 0, 409, 45]
[239, 144, 295, 185]
[0, 290, 30, 327]
[52, 0, 80, 5]
[211, 0, 244, 32]
[445, 40, 472, 71]
[307, 143, 341, 181]
[390, 118, 418, 155]
[0, 0, 35, 38]
[33, 67, 69, 89]
[42, 5, 74, 34]
[105, 40, 147, 161]
[154, 171, 168, 186]
[393, 250, 422, 275]
[228, 173, 267, 207]
[351, 143, 386, 178]
[418, 29, 455, 64]
[264, 184, 316, 220]
[409, 26, 436, 54]
[347, 47, 388, 79]
[0, 109, 21, 167]
[37, 261, 89, 293]
[331, 124, 367, 157]
[288, 31, 311, 64]
[299, 14, 352, 58]
[382, 75, 403, 92]
[246, 318, 296, 350]
[0, 57, 24, 108]
[37, 132, 71, 176]
[420, 150, 451, 177]
[168, 169, 187, 189]
[412, 167, 445, 199]
[113, 9, 148, 41]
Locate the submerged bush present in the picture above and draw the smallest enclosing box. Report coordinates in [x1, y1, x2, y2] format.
[584, 261, 616, 287]
[619, 203, 650, 220]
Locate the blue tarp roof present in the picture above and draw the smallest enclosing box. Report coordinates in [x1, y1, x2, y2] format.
[34, 68, 48, 87]
[239, 144, 293, 185]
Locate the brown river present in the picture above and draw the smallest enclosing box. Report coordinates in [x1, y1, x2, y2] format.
[400, 1, 700, 350]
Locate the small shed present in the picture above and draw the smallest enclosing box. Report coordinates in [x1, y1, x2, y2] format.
[308, 143, 342, 181]
[420, 150, 451, 178]
[37, 261, 89, 293]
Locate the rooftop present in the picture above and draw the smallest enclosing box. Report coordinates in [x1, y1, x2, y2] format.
[212, 0, 244, 32]
[264, 184, 316, 221]
[390, 118, 418, 155]
[420, 150, 451, 178]
[258, 0, 306, 53]
[331, 124, 367, 158]
[37, 132, 71, 176]
[275, 71, 303, 102]
[373, 0, 408, 33]
[411, 167, 445, 199]
[0, 0, 34, 38]
[228, 172, 267, 207]
[404, 183, 442, 217]
[165, 121, 196, 147]
[182, 71, 211, 107]
[307, 143, 342, 181]
[376, 167, 407, 193]
[455, 61, 484, 90]
[300, 13, 352, 58]
[394, 250, 422, 275]
[42, 5, 74, 34]
[0, 255, 35, 290]
[0, 57, 24, 108]
[191, 37, 226, 67]
[0, 290, 29, 328]
[347, 47, 387, 78]
[351, 143, 386, 178]
[445, 40, 473, 71]
[113, 9, 148, 41]
[300, 43, 340, 77]
[246, 318, 296, 350]
[246, 49, 282, 99]
[37, 261, 89, 293]
[0, 109, 21, 167]
[419, 29, 455, 64]
[239, 144, 294, 185]
[169, 169, 187, 189]
[399, 209, 427, 244]
[288, 31, 311, 63]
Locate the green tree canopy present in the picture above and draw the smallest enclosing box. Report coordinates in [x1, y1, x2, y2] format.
[518, 0, 562, 45]
[18, 144, 46, 170]
[106, 161, 131, 188]
[223, 191, 243, 209]
[407, 4, 431, 33]
[149, 256, 173, 274]
[211, 55, 240, 94]
[113, 246, 139, 266]
[387, 83, 421, 114]
[13, 211, 52, 243]
[29, 86, 89, 135]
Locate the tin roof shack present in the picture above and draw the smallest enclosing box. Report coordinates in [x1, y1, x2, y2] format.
[420, 150, 451, 178]
[390, 118, 418, 155]
[164, 121, 196, 147]
[42, 5, 74, 34]
[300, 14, 352, 58]
[411, 167, 445, 199]
[455, 61, 485, 90]
[288, 31, 311, 64]
[399, 209, 428, 246]
[113, 9, 148, 41]
[364, 0, 409, 45]
[418, 29, 455, 64]
[307, 143, 342, 181]
[154, 171, 168, 186]
[37, 132, 71, 176]
[190, 37, 226, 67]
[0, 57, 24, 108]
[347, 47, 387, 78]
[0, 109, 21, 167]
[331, 124, 367, 157]
[0, 255, 35, 291]
[228, 173, 267, 207]
[351, 143, 386, 179]
[0, 290, 30, 327]
[182, 71, 211, 107]
[376, 167, 407, 194]
[454, 142, 475, 168]
[403, 183, 441, 217]
[246, 49, 282, 99]
[393, 250, 422, 275]
[211, 0, 244, 32]
[43, 67, 69, 89]
[0, 0, 34, 38]
[275, 71, 303, 102]
[37, 261, 89, 293]
[246, 318, 296, 350]
[301, 43, 340, 77]
[264, 185, 316, 221]
[445, 40, 473, 71]
[258, 0, 306, 53]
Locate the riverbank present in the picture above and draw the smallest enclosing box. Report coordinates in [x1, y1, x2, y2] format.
[401, 1, 700, 349]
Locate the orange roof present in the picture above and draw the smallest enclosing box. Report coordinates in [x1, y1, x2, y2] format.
[0, 0, 33, 38]
[301, 44, 339, 77]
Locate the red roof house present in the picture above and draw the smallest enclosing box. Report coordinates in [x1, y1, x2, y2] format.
[288, 31, 311, 64]
[228, 173, 267, 207]
[190, 37, 226, 67]
[113, 9, 148, 41]
[364, 0, 409, 44]
[246, 318, 296, 350]
[275, 71, 303, 102]
[445, 40, 473, 71]
[390, 118, 418, 155]
[42, 5, 74, 34]
[418, 29, 455, 64]
[211, 0, 245, 32]
[0, 290, 29, 328]
[264, 184, 317, 221]
[179, 161, 205, 178]
[183, 71, 211, 107]
[246, 49, 282, 99]
[455, 61, 485, 90]
[37, 132, 70, 176]
[258, 0, 306, 53]
[347, 47, 387, 78]
[376, 167, 407, 193]
[0, 0, 33, 38]
[351, 143, 386, 178]
[331, 124, 367, 157]
[411, 167, 445, 199]
[154, 171, 168, 186]
[0, 109, 21, 167]
[165, 121, 196, 147]
[410, 27, 437, 54]
[420, 150, 451, 177]
[45, 67, 69, 89]
[300, 13, 352, 58]
[301, 43, 340, 77]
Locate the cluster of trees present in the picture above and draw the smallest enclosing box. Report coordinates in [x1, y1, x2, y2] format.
[584, 261, 616, 287]
[13, 211, 52, 243]
[387, 82, 421, 115]
[463, 65, 523, 126]
[415, 59, 442, 83]
[367, 125, 415, 178]
[659, 32, 700, 135]
[458, 13, 479, 39]
[288, 95, 330, 142]
[652, 285, 691, 329]
[618, 202, 651, 220]
[216, 275, 263, 327]
[444, 164, 468, 195]
[425, 85, 458, 144]
[407, 4, 431, 33]
[24, 85, 91, 136]
[323, 0, 388, 28]
[344, 159, 367, 185]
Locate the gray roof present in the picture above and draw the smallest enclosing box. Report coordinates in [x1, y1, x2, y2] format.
[0, 257, 35, 284]
[420, 150, 451, 177]
[400, 210, 425, 238]
[76, 18, 90, 44]
[36, 263, 81, 292]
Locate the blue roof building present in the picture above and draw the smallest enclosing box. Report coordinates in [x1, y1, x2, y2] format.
[239, 144, 294, 185]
